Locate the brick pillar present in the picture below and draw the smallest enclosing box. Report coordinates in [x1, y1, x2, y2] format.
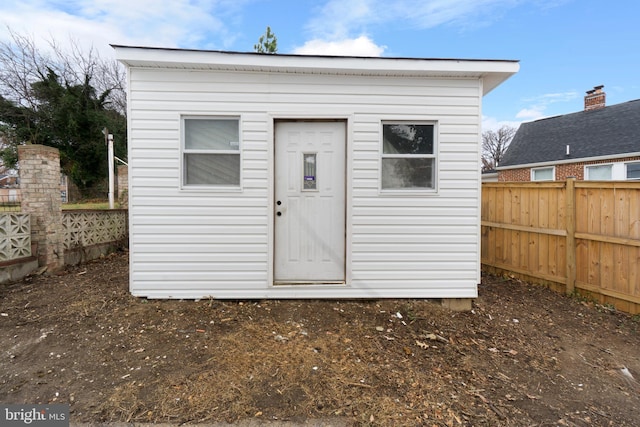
[18, 145, 64, 272]
[117, 165, 128, 208]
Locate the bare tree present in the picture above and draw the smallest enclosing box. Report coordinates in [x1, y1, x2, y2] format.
[0, 28, 126, 115]
[0, 28, 127, 187]
[482, 125, 517, 171]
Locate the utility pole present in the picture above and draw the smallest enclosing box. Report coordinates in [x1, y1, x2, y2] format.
[103, 128, 115, 209]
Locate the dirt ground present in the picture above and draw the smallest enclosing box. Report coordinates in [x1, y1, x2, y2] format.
[1, 250, 639, 426]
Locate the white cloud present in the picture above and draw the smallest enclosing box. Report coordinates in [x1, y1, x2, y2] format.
[388, 0, 520, 30]
[293, 36, 385, 56]
[482, 116, 521, 132]
[296, 0, 554, 62]
[297, 1, 530, 58]
[483, 89, 579, 132]
[306, 0, 377, 40]
[305, 0, 539, 41]
[515, 108, 544, 120]
[523, 91, 579, 104]
[514, 90, 578, 120]
[0, 0, 247, 59]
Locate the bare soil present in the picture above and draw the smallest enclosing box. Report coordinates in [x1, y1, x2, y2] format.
[1, 250, 639, 426]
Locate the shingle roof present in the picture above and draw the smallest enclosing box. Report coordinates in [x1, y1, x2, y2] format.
[498, 99, 640, 168]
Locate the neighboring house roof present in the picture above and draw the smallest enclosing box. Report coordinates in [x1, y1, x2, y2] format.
[498, 99, 640, 169]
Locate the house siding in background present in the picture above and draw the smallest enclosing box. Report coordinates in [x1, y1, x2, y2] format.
[499, 156, 640, 181]
[117, 47, 518, 299]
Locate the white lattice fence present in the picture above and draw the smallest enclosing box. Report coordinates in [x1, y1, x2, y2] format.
[62, 211, 127, 249]
[0, 213, 31, 261]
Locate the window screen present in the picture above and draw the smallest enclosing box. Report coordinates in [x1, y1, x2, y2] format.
[532, 167, 554, 181]
[586, 164, 612, 180]
[183, 118, 240, 187]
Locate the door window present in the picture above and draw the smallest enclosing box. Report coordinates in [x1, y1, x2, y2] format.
[303, 153, 317, 190]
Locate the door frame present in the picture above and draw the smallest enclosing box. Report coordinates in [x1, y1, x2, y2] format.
[268, 115, 352, 287]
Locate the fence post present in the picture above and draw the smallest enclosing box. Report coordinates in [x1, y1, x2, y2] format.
[18, 145, 64, 272]
[565, 177, 576, 294]
[117, 165, 128, 208]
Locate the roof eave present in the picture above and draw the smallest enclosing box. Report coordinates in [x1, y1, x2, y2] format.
[112, 45, 519, 95]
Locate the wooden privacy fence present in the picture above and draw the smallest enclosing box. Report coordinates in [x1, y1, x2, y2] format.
[481, 179, 640, 314]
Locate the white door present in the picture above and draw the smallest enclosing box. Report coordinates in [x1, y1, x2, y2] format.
[274, 121, 346, 283]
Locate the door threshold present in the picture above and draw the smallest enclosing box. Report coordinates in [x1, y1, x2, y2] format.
[273, 281, 346, 286]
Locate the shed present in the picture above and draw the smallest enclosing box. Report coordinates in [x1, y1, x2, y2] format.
[114, 46, 518, 300]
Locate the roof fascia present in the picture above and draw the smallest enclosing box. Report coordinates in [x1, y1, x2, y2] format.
[112, 45, 519, 95]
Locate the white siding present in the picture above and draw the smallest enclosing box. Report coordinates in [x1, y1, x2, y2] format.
[128, 67, 483, 299]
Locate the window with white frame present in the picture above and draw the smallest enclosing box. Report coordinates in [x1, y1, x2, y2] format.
[381, 123, 436, 190]
[626, 162, 640, 180]
[182, 117, 240, 187]
[531, 166, 554, 181]
[585, 164, 612, 180]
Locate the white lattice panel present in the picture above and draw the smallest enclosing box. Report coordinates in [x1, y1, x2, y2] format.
[0, 213, 31, 261]
[62, 211, 127, 249]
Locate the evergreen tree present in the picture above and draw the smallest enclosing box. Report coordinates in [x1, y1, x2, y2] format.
[0, 70, 126, 189]
[0, 30, 127, 193]
[254, 26, 278, 53]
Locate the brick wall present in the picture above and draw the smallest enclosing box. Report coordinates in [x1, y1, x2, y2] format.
[117, 165, 128, 207]
[498, 156, 640, 181]
[18, 145, 64, 271]
[556, 163, 585, 180]
[498, 168, 529, 181]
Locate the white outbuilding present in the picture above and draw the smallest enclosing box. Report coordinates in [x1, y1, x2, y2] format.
[114, 46, 518, 301]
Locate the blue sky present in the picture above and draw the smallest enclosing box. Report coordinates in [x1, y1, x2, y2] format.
[1, 0, 638, 130]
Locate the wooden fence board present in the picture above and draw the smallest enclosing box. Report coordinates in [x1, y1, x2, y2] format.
[547, 191, 558, 276]
[631, 194, 640, 239]
[529, 188, 539, 274]
[600, 241, 614, 293]
[615, 189, 630, 239]
[631, 248, 640, 298]
[538, 189, 549, 274]
[503, 188, 513, 265]
[587, 240, 600, 287]
[482, 180, 640, 314]
[519, 189, 529, 271]
[613, 243, 628, 294]
[588, 188, 601, 235]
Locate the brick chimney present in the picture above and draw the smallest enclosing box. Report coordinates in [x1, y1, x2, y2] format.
[584, 85, 606, 111]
